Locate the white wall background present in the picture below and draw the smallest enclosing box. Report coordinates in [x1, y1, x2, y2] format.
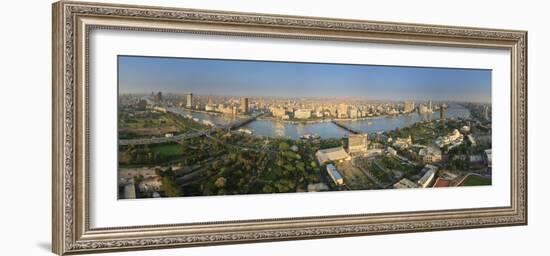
[0, 0, 546, 255]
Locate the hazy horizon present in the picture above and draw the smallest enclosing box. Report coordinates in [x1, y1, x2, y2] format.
[118, 55, 492, 103]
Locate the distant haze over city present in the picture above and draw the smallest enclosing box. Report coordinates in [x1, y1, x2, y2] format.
[119, 55, 492, 103]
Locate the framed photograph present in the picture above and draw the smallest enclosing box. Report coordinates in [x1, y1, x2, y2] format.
[52, 1, 527, 255]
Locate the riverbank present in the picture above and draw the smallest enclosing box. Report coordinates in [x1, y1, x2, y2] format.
[168, 104, 470, 140]
[255, 112, 421, 124]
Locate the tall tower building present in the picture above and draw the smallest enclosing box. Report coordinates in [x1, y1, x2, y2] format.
[155, 91, 162, 102]
[241, 97, 249, 114]
[186, 93, 193, 109]
[440, 104, 447, 126]
[428, 101, 432, 111]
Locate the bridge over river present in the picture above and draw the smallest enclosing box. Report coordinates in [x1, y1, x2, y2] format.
[331, 120, 362, 134]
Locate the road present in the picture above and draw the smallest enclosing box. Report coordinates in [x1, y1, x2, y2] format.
[118, 130, 209, 146]
[119, 112, 265, 146]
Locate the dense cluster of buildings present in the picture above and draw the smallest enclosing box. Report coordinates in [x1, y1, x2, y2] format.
[163, 92, 449, 121]
[119, 92, 492, 194]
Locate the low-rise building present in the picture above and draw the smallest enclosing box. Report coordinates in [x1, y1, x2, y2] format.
[326, 164, 344, 185]
[418, 146, 442, 163]
[417, 165, 438, 188]
[315, 147, 351, 164]
[393, 136, 412, 149]
[435, 129, 463, 148]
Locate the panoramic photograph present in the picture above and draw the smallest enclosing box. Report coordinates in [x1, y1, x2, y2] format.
[117, 56, 493, 199]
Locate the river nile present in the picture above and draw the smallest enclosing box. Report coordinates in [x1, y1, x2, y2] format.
[168, 104, 470, 140]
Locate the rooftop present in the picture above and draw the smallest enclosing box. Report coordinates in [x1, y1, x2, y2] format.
[433, 177, 451, 188]
[316, 147, 350, 164]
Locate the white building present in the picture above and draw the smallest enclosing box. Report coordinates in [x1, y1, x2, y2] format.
[435, 129, 463, 148]
[294, 109, 312, 119]
[393, 136, 412, 149]
[387, 147, 397, 156]
[326, 164, 344, 185]
[418, 146, 442, 163]
[315, 147, 351, 165]
[270, 107, 286, 118]
[419, 105, 430, 113]
[205, 104, 215, 112]
[417, 165, 438, 188]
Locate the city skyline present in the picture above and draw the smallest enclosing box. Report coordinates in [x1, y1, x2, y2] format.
[119, 55, 492, 103]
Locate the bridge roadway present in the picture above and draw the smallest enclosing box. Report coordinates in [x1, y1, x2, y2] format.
[331, 120, 361, 134]
[118, 112, 265, 146]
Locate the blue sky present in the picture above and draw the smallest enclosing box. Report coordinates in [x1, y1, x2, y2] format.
[118, 55, 491, 102]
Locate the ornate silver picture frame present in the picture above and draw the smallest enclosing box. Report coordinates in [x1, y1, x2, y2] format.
[52, 1, 527, 255]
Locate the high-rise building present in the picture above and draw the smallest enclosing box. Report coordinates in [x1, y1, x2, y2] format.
[241, 97, 249, 114]
[404, 101, 415, 113]
[155, 91, 162, 102]
[186, 93, 193, 109]
[271, 107, 286, 118]
[294, 109, 312, 119]
[338, 103, 348, 118]
[419, 105, 429, 114]
[440, 104, 447, 120]
[348, 133, 368, 154]
[428, 101, 432, 111]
